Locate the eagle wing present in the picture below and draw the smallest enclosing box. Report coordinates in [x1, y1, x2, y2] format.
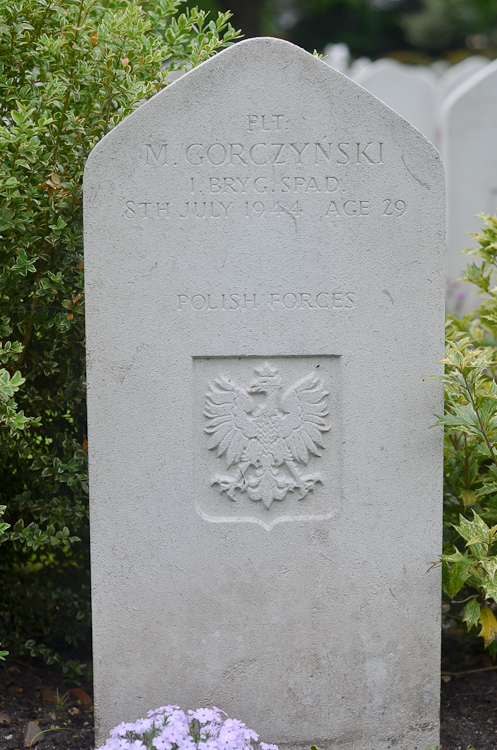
[204, 376, 258, 467]
[278, 372, 330, 464]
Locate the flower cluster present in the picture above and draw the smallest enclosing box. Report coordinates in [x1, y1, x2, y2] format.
[96, 705, 279, 750]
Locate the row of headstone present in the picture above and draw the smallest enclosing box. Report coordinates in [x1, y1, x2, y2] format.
[85, 37, 445, 750]
[441, 61, 497, 312]
[323, 47, 495, 314]
[325, 49, 490, 151]
[354, 59, 438, 144]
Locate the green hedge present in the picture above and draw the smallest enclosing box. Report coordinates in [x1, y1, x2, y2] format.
[0, 0, 239, 672]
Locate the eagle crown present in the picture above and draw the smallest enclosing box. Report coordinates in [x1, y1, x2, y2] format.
[248, 362, 283, 396]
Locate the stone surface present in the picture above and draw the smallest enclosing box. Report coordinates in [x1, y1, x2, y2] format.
[354, 59, 437, 144]
[440, 59, 497, 313]
[84, 37, 445, 750]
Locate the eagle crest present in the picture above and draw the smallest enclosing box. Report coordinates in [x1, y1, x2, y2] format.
[204, 362, 330, 509]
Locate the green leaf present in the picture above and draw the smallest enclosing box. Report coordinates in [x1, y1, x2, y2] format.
[465, 534, 489, 546]
[454, 513, 490, 557]
[463, 598, 481, 629]
[483, 558, 497, 581]
[10, 110, 23, 126]
[483, 580, 497, 604]
[448, 561, 471, 598]
[460, 489, 478, 508]
[0, 0, 240, 670]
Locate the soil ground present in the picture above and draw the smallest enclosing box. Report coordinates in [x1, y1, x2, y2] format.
[1, 647, 497, 750]
[441, 667, 497, 750]
[441, 638, 497, 750]
[0, 658, 94, 750]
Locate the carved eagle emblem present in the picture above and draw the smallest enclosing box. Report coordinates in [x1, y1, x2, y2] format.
[204, 362, 330, 509]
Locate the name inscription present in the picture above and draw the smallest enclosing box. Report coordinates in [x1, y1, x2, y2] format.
[129, 114, 407, 225]
[146, 140, 384, 169]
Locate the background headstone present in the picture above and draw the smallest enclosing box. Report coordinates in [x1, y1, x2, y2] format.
[440, 58, 497, 313]
[84, 37, 445, 750]
[437, 55, 488, 104]
[348, 56, 371, 78]
[354, 59, 437, 143]
[430, 60, 450, 78]
[323, 42, 350, 73]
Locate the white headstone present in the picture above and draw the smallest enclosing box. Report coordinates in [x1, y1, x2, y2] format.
[354, 60, 437, 143]
[430, 60, 450, 78]
[323, 42, 350, 73]
[441, 58, 497, 313]
[349, 56, 371, 78]
[437, 55, 488, 104]
[84, 37, 445, 750]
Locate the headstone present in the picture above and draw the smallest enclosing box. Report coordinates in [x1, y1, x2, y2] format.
[440, 58, 497, 313]
[415, 66, 438, 86]
[84, 37, 445, 750]
[430, 60, 450, 78]
[437, 55, 488, 104]
[349, 56, 371, 78]
[323, 42, 350, 73]
[354, 60, 437, 143]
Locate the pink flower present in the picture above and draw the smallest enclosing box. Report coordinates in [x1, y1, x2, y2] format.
[243, 729, 258, 742]
[102, 739, 130, 750]
[110, 722, 136, 738]
[133, 718, 155, 733]
[148, 706, 180, 718]
[190, 709, 219, 724]
[177, 738, 196, 750]
[199, 739, 219, 750]
[152, 737, 173, 750]
[103, 705, 272, 750]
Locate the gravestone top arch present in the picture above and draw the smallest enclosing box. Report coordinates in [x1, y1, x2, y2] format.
[84, 36, 445, 750]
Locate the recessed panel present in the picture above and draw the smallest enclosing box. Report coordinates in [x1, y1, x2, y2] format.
[193, 355, 341, 529]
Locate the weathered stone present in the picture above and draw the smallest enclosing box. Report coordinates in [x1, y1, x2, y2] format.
[84, 37, 445, 750]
